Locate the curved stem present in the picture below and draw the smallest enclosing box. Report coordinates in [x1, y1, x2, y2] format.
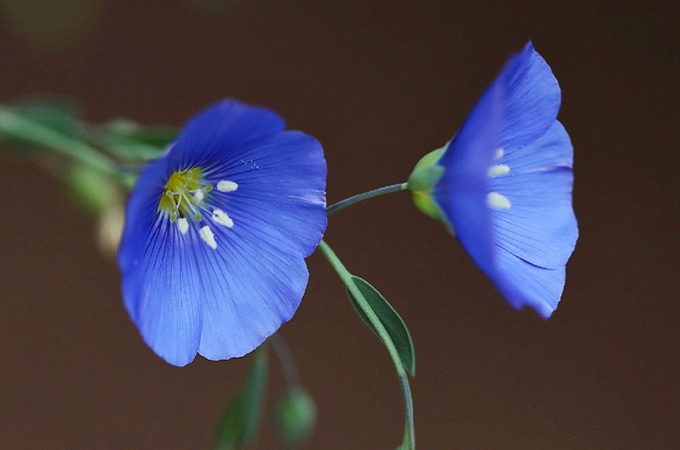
[270, 333, 302, 388]
[326, 182, 408, 215]
[318, 240, 415, 449]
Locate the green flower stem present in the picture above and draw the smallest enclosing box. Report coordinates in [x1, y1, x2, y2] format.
[270, 333, 302, 388]
[243, 344, 268, 445]
[318, 240, 415, 450]
[0, 106, 119, 178]
[326, 182, 408, 215]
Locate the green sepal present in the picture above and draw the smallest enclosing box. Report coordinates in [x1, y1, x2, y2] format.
[347, 276, 416, 376]
[214, 345, 268, 450]
[407, 147, 445, 220]
[275, 387, 317, 448]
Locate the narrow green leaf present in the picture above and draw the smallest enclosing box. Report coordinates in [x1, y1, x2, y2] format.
[242, 345, 268, 444]
[214, 394, 246, 450]
[347, 276, 416, 375]
[103, 119, 178, 148]
[0, 102, 82, 153]
[97, 119, 178, 161]
[318, 241, 415, 449]
[214, 345, 268, 450]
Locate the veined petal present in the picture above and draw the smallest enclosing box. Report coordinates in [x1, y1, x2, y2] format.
[492, 41, 561, 151]
[118, 157, 171, 274]
[205, 130, 327, 256]
[120, 216, 203, 366]
[491, 122, 578, 268]
[433, 83, 502, 274]
[491, 247, 567, 318]
[499, 120, 573, 170]
[438, 41, 560, 172]
[167, 100, 286, 170]
[195, 218, 309, 360]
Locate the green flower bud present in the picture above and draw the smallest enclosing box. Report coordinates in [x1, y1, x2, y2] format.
[275, 388, 316, 448]
[66, 164, 122, 214]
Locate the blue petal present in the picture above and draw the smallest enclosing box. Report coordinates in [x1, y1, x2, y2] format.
[167, 99, 286, 170]
[492, 247, 566, 318]
[500, 120, 573, 170]
[438, 41, 561, 172]
[205, 130, 327, 255]
[117, 157, 169, 275]
[491, 122, 577, 268]
[491, 41, 561, 151]
[122, 230, 203, 366]
[194, 217, 310, 360]
[433, 83, 503, 274]
[194, 131, 326, 359]
[118, 158, 204, 366]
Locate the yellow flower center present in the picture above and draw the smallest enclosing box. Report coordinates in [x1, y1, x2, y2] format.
[158, 168, 213, 222]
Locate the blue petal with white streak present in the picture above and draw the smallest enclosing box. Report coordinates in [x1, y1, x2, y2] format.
[118, 100, 327, 366]
[433, 42, 578, 317]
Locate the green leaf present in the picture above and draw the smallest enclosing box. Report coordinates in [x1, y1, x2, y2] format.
[214, 394, 246, 450]
[0, 101, 82, 152]
[96, 119, 177, 161]
[275, 387, 317, 448]
[347, 276, 416, 375]
[214, 345, 268, 450]
[318, 241, 415, 449]
[103, 119, 178, 148]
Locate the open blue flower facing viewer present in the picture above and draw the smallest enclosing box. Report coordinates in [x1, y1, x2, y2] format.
[118, 100, 327, 366]
[408, 42, 578, 317]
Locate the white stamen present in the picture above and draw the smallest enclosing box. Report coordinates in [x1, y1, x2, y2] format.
[488, 164, 510, 178]
[487, 192, 511, 210]
[199, 225, 217, 249]
[193, 190, 205, 203]
[177, 218, 189, 235]
[494, 148, 505, 160]
[212, 209, 234, 228]
[217, 180, 239, 193]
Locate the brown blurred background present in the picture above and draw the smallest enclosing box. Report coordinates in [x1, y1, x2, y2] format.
[0, 0, 678, 448]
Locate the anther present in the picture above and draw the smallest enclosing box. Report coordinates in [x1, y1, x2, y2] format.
[487, 192, 511, 210]
[193, 190, 205, 203]
[212, 209, 234, 228]
[488, 164, 510, 178]
[177, 218, 189, 234]
[217, 180, 238, 193]
[199, 225, 217, 249]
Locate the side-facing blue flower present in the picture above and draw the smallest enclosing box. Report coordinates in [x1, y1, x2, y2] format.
[408, 42, 578, 317]
[118, 100, 327, 366]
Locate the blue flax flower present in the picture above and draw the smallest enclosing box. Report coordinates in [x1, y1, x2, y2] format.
[409, 42, 578, 317]
[118, 100, 327, 366]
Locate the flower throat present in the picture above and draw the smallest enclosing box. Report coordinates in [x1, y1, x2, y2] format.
[158, 168, 212, 222]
